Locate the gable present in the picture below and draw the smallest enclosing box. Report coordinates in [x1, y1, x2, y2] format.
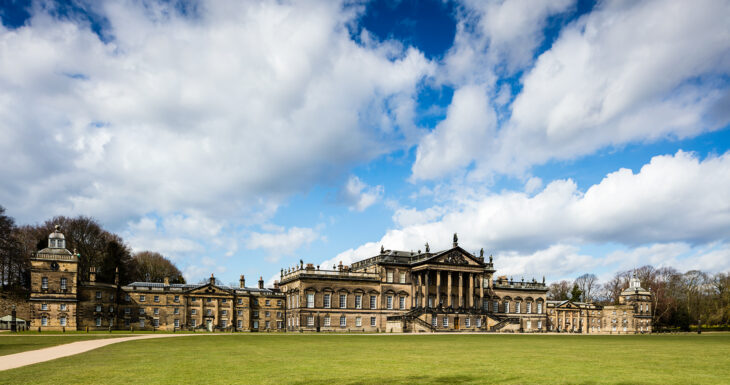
[433, 248, 482, 267]
[187, 284, 231, 296]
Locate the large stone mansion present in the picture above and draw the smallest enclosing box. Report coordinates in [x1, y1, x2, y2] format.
[28, 227, 652, 333]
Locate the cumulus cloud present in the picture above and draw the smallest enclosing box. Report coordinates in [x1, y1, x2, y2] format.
[247, 226, 321, 262]
[0, 0, 433, 228]
[420, 0, 730, 180]
[339, 175, 384, 212]
[322, 151, 730, 278]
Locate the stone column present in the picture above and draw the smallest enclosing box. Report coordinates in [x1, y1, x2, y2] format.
[458, 273, 463, 308]
[435, 270, 441, 307]
[411, 272, 416, 308]
[417, 273, 423, 308]
[447, 272, 452, 307]
[479, 274, 484, 310]
[424, 270, 430, 308]
[469, 273, 474, 308]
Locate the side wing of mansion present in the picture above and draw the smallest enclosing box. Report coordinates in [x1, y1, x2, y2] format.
[28, 228, 652, 334]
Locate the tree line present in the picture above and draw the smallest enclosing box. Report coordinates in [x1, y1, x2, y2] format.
[548, 267, 730, 330]
[0, 205, 185, 291]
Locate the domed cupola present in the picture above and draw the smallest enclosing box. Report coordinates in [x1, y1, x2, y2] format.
[48, 225, 66, 249]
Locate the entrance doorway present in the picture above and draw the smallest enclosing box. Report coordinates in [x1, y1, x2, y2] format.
[454, 317, 460, 330]
[206, 320, 213, 332]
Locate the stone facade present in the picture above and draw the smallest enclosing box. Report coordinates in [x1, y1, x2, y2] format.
[25, 228, 651, 333]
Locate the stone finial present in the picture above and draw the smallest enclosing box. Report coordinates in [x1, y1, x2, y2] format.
[425, 242, 430, 253]
[453, 233, 458, 247]
[164, 276, 170, 286]
[209, 274, 216, 286]
[542, 276, 545, 284]
[480, 248, 484, 258]
[240, 275, 246, 288]
[258, 276, 264, 289]
[489, 254, 493, 263]
[418, 249, 421, 254]
[381, 245, 385, 254]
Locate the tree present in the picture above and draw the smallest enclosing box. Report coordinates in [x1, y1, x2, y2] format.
[97, 237, 134, 285]
[574, 273, 598, 302]
[132, 251, 185, 283]
[547, 280, 571, 300]
[0, 206, 27, 289]
[570, 284, 583, 302]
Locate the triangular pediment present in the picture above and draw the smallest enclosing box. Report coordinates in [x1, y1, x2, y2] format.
[420, 247, 484, 267]
[186, 284, 231, 296]
[556, 300, 579, 309]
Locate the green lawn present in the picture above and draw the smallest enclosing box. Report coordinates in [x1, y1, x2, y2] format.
[1, 333, 728, 384]
[0, 335, 121, 356]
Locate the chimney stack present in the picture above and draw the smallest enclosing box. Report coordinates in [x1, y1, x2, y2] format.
[273, 280, 279, 290]
[89, 266, 96, 282]
[240, 275, 246, 288]
[209, 273, 215, 286]
[164, 276, 170, 286]
[258, 276, 264, 289]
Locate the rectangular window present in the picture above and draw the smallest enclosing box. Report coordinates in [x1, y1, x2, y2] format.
[96, 317, 101, 326]
[324, 316, 331, 327]
[340, 315, 346, 327]
[307, 316, 314, 326]
[527, 302, 532, 314]
[400, 272, 406, 283]
[207, 297, 212, 303]
[140, 295, 146, 302]
[41, 303, 48, 311]
[222, 298, 227, 303]
[515, 302, 521, 314]
[96, 291, 101, 299]
[538, 321, 542, 330]
[356, 317, 362, 327]
[399, 296, 405, 310]
[42, 277, 48, 289]
[60, 303, 67, 311]
[493, 300, 499, 313]
[355, 295, 362, 309]
[153, 308, 159, 315]
[527, 320, 532, 330]
[265, 321, 270, 329]
[60, 316, 67, 326]
[153, 295, 159, 302]
[266, 300, 270, 306]
[477, 318, 482, 328]
[125, 294, 131, 302]
[191, 309, 197, 315]
[432, 317, 437, 327]
[60, 278, 67, 290]
[370, 295, 377, 309]
[265, 311, 270, 317]
[253, 311, 259, 318]
[191, 319, 196, 328]
[174, 295, 180, 303]
[222, 310, 228, 316]
[323, 293, 331, 308]
[505, 302, 510, 313]
[153, 319, 160, 327]
[125, 308, 131, 315]
[370, 317, 376, 327]
[109, 306, 114, 313]
[443, 317, 448, 327]
[237, 320, 242, 329]
[139, 308, 145, 315]
[339, 294, 346, 309]
[387, 295, 393, 310]
[221, 320, 227, 328]
[174, 319, 180, 328]
[307, 293, 314, 308]
[174, 308, 180, 315]
[41, 316, 48, 326]
[253, 321, 259, 329]
[386, 270, 393, 283]
[95, 305, 102, 312]
[238, 298, 243, 305]
[238, 310, 243, 316]
[277, 312, 282, 318]
[140, 319, 145, 328]
[465, 318, 471, 327]
[537, 303, 543, 314]
[206, 309, 213, 316]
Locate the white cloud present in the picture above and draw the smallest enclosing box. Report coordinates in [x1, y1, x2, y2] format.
[339, 175, 384, 212]
[422, 0, 730, 180]
[0, 0, 433, 229]
[247, 226, 321, 262]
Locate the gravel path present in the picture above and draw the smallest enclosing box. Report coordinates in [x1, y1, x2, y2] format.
[0, 334, 190, 371]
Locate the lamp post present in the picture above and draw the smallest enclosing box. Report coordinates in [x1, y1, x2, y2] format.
[11, 304, 16, 332]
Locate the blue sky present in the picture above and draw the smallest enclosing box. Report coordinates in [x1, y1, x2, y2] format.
[1, 0, 729, 286]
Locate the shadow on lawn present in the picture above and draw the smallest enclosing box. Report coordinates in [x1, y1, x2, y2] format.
[290, 374, 514, 385]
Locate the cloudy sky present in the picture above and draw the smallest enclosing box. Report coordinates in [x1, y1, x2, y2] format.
[1, 0, 729, 286]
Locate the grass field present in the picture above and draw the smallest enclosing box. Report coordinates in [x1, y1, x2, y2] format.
[1, 333, 729, 384]
[0, 335, 122, 356]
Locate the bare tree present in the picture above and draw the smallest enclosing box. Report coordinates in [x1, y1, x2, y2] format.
[132, 251, 185, 283]
[547, 280, 572, 300]
[574, 273, 598, 302]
